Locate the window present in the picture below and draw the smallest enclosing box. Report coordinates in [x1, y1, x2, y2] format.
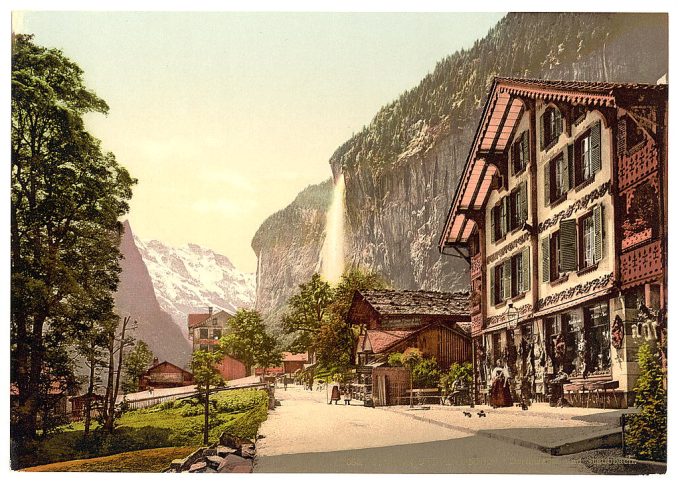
[580, 212, 595, 268]
[572, 105, 586, 126]
[574, 122, 601, 186]
[213, 328, 222, 339]
[492, 182, 528, 241]
[584, 301, 611, 375]
[546, 153, 573, 204]
[546, 311, 583, 376]
[512, 131, 529, 174]
[199, 328, 208, 340]
[541, 106, 563, 149]
[543, 207, 604, 281]
[491, 331, 503, 365]
[212, 317, 218, 325]
[491, 248, 530, 303]
[200, 343, 208, 351]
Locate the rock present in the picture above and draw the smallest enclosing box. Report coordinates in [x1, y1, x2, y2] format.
[217, 445, 237, 457]
[203, 467, 217, 473]
[217, 454, 251, 473]
[220, 433, 255, 450]
[189, 461, 207, 473]
[205, 455, 223, 468]
[203, 448, 217, 457]
[230, 462, 253, 473]
[169, 458, 184, 471]
[239, 444, 256, 459]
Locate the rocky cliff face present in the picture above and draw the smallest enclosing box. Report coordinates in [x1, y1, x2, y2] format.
[115, 221, 192, 367]
[251, 180, 332, 321]
[254, 12, 668, 318]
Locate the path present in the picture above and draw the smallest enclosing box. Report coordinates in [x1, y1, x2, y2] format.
[254, 385, 616, 473]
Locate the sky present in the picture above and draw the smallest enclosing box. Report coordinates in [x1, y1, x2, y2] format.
[15, 11, 505, 273]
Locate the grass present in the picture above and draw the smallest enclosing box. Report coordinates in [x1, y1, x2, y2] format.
[21, 446, 197, 472]
[15, 388, 269, 470]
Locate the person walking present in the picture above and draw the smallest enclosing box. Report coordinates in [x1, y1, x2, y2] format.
[330, 384, 341, 405]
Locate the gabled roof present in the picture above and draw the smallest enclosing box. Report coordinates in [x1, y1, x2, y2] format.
[144, 360, 193, 377]
[439, 77, 667, 250]
[188, 313, 211, 329]
[282, 352, 308, 362]
[351, 289, 470, 319]
[188, 309, 234, 329]
[365, 329, 416, 354]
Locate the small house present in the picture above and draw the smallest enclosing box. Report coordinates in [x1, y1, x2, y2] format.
[139, 358, 194, 390]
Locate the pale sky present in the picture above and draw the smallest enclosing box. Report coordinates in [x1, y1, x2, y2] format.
[16, 11, 505, 272]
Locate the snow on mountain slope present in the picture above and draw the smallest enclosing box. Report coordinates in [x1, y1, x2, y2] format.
[134, 236, 256, 339]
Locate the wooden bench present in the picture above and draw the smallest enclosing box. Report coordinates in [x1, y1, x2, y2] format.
[563, 380, 619, 408]
[404, 388, 440, 406]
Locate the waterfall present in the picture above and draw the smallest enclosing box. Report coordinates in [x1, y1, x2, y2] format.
[320, 173, 346, 284]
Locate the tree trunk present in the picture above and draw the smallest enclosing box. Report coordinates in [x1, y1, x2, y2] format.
[102, 334, 115, 427]
[409, 372, 414, 408]
[84, 353, 96, 437]
[203, 384, 210, 445]
[105, 316, 130, 432]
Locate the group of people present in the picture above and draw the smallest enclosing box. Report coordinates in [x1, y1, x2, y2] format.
[489, 359, 513, 408]
[329, 385, 352, 405]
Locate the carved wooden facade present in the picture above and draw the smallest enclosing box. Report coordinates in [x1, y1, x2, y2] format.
[439, 78, 667, 407]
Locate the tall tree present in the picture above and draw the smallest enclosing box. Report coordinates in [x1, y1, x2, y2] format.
[191, 350, 225, 445]
[220, 309, 277, 375]
[281, 273, 334, 353]
[11, 34, 135, 443]
[122, 340, 154, 394]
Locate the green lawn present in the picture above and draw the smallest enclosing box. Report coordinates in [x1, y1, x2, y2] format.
[22, 446, 197, 472]
[16, 388, 269, 470]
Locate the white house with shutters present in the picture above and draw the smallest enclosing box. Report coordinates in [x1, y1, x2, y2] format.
[440, 77, 667, 408]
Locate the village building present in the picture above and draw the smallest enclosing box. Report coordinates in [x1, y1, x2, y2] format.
[348, 289, 472, 405]
[439, 78, 667, 408]
[139, 358, 194, 390]
[282, 352, 309, 375]
[187, 307, 234, 353]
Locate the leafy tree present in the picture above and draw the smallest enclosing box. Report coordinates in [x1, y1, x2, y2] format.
[329, 267, 388, 319]
[626, 343, 666, 461]
[191, 350, 225, 445]
[11, 34, 135, 443]
[122, 340, 154, 394]
[282, 273, 334, 353]
[313, 313, 353, 373]
[439, 362, 473, 394]
[256, 332, 283, 376]
[220, 309, 277, 375]
[412, 357, 441, 389]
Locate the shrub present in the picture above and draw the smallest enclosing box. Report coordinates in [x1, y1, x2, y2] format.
[625, 343, 666, 461]
[439, 362, 473, 393]
[412, 357, 440, 388]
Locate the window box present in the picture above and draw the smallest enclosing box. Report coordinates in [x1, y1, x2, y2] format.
[621, 228, 653, 251]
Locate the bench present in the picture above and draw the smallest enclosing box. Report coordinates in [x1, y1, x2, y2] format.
[404, 388, 440, 406]
[563, 380, 620, 408]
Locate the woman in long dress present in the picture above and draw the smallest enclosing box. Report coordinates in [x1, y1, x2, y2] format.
[490, 360, 513, 408]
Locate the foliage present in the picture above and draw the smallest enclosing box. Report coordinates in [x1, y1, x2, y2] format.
[14, 389, 268, 469]
[625, 343, 666, 461]
[329, 267, 389, 319]
[411, 357, 441, 389]
[281, 273, 334, 353]
[388, 352, 405, 367]
[220, 308, 281, 373]
[122, 340, 154, 394]
[439, 362, 473, 394]
[21, 446, 197, 472]
[191, 350, 225, 392]
[10, 33, 135, 443]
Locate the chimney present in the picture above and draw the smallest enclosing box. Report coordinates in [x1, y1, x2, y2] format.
[208, 306, 213, 315]
[152, 357, 159, 367]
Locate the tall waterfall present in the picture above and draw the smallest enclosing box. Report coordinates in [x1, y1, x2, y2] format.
[320, 173, 346, 284]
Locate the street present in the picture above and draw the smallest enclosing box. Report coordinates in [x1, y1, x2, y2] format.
[253, 385, 621, 473]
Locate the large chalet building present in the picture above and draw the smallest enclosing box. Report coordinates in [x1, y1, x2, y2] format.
[188, 307, 234, 353]
[440, 78, 667, 407]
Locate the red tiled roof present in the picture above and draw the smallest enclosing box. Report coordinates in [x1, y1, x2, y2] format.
[188, 313, 211, 329]
[282, 352, 308, 362]
[366, 329, 415, 354]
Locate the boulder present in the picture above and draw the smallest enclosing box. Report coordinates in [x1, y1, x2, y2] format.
[220, 433, 255, 450]
[189, 461, 207, 473]
[205, 455, 223, 468]
[216, 445, 237, 457]
[239, 444, 256, 459]
[203, 467, 217, 473]
[217, 454, 251, 473]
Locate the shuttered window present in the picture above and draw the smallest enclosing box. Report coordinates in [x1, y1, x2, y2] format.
[541, 236, 550, 283]
[559, 219, 578, 272]
[542, 107, 563, 148]
[575, 121, 602, 186]
[502, 260, 512, 301]
[511, 248, 531, 296]
[490, 267, 496, 304]
[593, 204, 603, 262]
[512, 130, 530, 174]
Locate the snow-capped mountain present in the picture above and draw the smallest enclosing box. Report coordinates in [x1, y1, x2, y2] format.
[134, 236, 256, 339]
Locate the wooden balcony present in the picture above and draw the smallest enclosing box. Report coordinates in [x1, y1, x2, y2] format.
[620, 239, 663, 289]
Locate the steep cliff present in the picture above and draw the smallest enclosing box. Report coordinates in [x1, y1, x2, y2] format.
[251, 180, 333, 321]
[254, 12, 668, 318]
[115, 221, 192, 367]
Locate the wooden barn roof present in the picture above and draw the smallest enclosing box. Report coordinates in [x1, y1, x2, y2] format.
[282, 352, 308, 362]
[352, 289, 470, 318]
[439, 77, 667, 250]
[365, 329, 416, 354]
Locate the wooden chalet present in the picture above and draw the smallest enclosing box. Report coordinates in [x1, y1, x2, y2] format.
[348, 289, 472, 405]
[139, 358, 194, 390]
[282, 352, 309, 374]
